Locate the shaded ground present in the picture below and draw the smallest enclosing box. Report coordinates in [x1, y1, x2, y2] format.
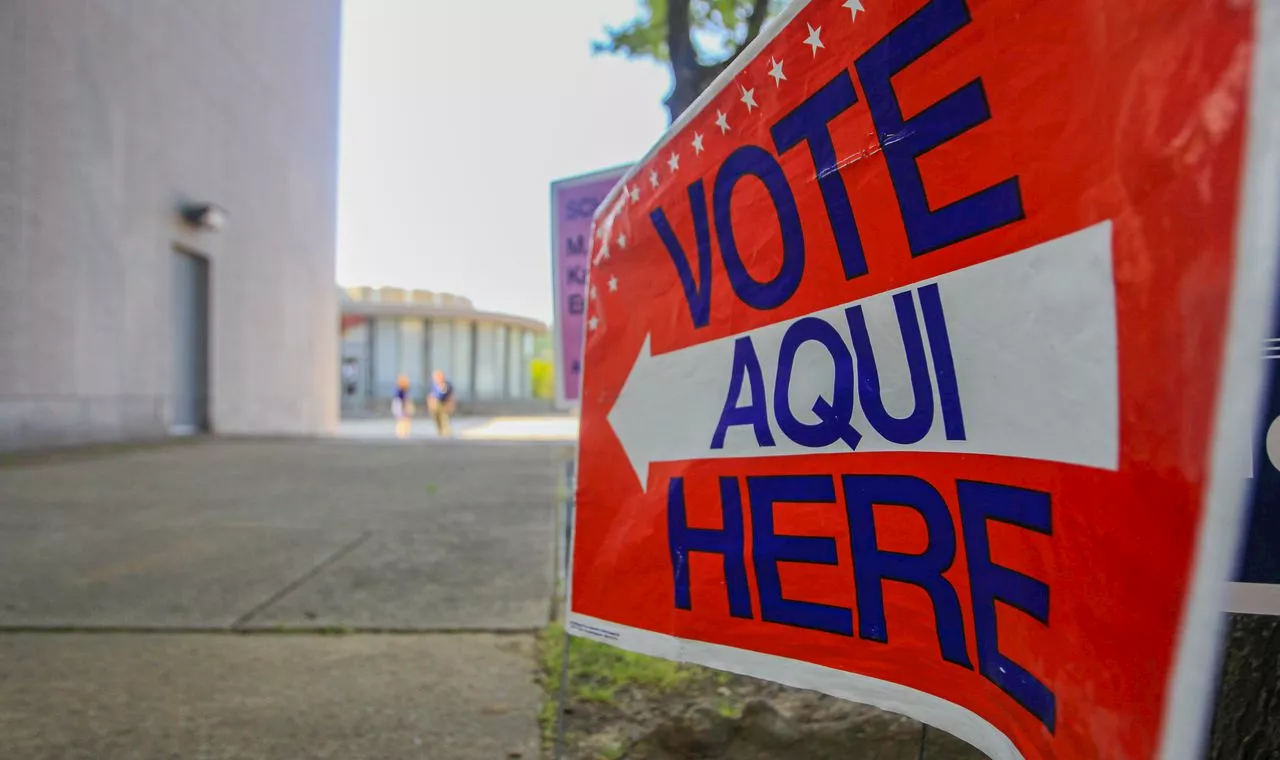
[0, 436, 997, 759]
[0, 438, 572, 759]
[0, 439, 569, 630]
[0, 633, 541, 760]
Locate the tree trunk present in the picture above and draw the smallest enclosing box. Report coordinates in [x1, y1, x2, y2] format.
[664, 61, 709, 124]
[1208, 613, 1280, 759]
[663, 0, 771, 123]
[664, 64, 725, 122]
[664, 0, 699, 122]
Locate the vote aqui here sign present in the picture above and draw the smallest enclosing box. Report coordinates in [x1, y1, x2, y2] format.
[569, 0, 1280, 758]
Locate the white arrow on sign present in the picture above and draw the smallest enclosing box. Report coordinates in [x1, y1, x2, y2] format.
[608, 221, 1119, 489]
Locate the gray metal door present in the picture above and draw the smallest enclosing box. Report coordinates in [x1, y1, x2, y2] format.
[171, 250, 209, 433]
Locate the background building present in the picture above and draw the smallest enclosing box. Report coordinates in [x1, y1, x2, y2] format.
[339, 287, 548, 413]
[0, 1, 342, 451]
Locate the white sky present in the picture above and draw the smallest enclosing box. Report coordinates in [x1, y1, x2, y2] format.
[336, 0, 671, 324]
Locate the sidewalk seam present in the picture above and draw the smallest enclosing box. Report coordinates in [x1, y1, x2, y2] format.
[230, 530, 373, 629]
[0, 626, 541, 635]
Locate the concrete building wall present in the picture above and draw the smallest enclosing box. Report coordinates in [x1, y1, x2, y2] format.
[452, 320, 473, 402]
[507, 329, 525, 399]
[397, 319, 425, 395]
[494, 326, 507, 396]
[339, 321, 370, 412]
[0, 0, 342, 450]
[372, 319, 399, 399]
[429, 319, 455, 380]
[474, 323, 499, 400]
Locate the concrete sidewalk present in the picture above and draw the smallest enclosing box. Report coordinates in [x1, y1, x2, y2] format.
[0, 438, 571, 759]
[0, 633, 541, 760]
[339, 414, 579, 443]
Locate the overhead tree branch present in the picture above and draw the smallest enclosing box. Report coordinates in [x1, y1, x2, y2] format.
[603, 0, 775, 122]
[664, 0, 704, 122]
[666, 0, 695, 72]
[743, 0, 770, 55]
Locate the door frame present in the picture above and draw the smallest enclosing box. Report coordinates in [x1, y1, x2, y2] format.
[170, 245, 211, 435]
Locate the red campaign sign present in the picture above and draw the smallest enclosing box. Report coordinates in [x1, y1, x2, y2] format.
[571, 0, 1279, 759]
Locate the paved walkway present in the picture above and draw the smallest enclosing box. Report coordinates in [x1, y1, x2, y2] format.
[0, 438, 573, 759]
[0, 633, 541, 760]
[339, 414, 580, 443]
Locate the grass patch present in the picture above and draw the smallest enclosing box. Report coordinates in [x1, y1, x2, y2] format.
[537, 621, 724, 751]
[538, 698, 560, 750]
[539, 622, 698, 703]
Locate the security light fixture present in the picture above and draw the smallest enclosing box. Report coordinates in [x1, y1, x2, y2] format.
[180, 202, 228, 232]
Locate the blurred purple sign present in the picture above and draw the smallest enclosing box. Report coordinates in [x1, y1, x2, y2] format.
[550, 165, 629, 408]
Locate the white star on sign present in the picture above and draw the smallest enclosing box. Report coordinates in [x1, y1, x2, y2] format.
[804, 24, 824, 56]
[715, 109, 731, 134]
[616, 233, 627, 249]
[667, 152, 680, 173]
[608, 275, 618, 292]
[590, 284, 599, 300]
[843, 0, 864, 21]
[740, 85, 758, 112]
[595, 241, 610, 263]
[629, 185, 640, 203]
[588, 315, 599, 332]
[595, 225, 605, 241]
[649, 169, 659, 188]
[768, 58, 786, 87]
[692, 132, 705, 155]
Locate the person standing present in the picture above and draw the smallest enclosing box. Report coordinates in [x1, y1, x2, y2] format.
[392, 374, 413, 439]
[427, 370, 456, 437]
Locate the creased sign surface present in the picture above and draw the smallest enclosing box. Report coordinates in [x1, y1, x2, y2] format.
[570, 0, 1279, 758]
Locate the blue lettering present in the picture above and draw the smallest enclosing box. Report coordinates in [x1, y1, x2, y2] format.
[719, 286, 964, 453]
[668, 476, 754, 618]
[774, 317, 861, 449]
[651, 180, 714, 328]
[713, 146, 806, 311]
[770, 70, 867, 280]
[958, 480, 1056, 732]
[845, 292, 934, 444]
[843, 474, 973, 669]
[919, 283, 967, 439]
[712, 336, 776, 450]
[854, 0, 1024, 256]
[748, 475, 853, 636]
[663, 469, 1056, 732]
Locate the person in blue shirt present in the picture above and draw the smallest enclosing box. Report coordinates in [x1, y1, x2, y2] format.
[427, 370, 456, 437]
[393, 374, 413, 439]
